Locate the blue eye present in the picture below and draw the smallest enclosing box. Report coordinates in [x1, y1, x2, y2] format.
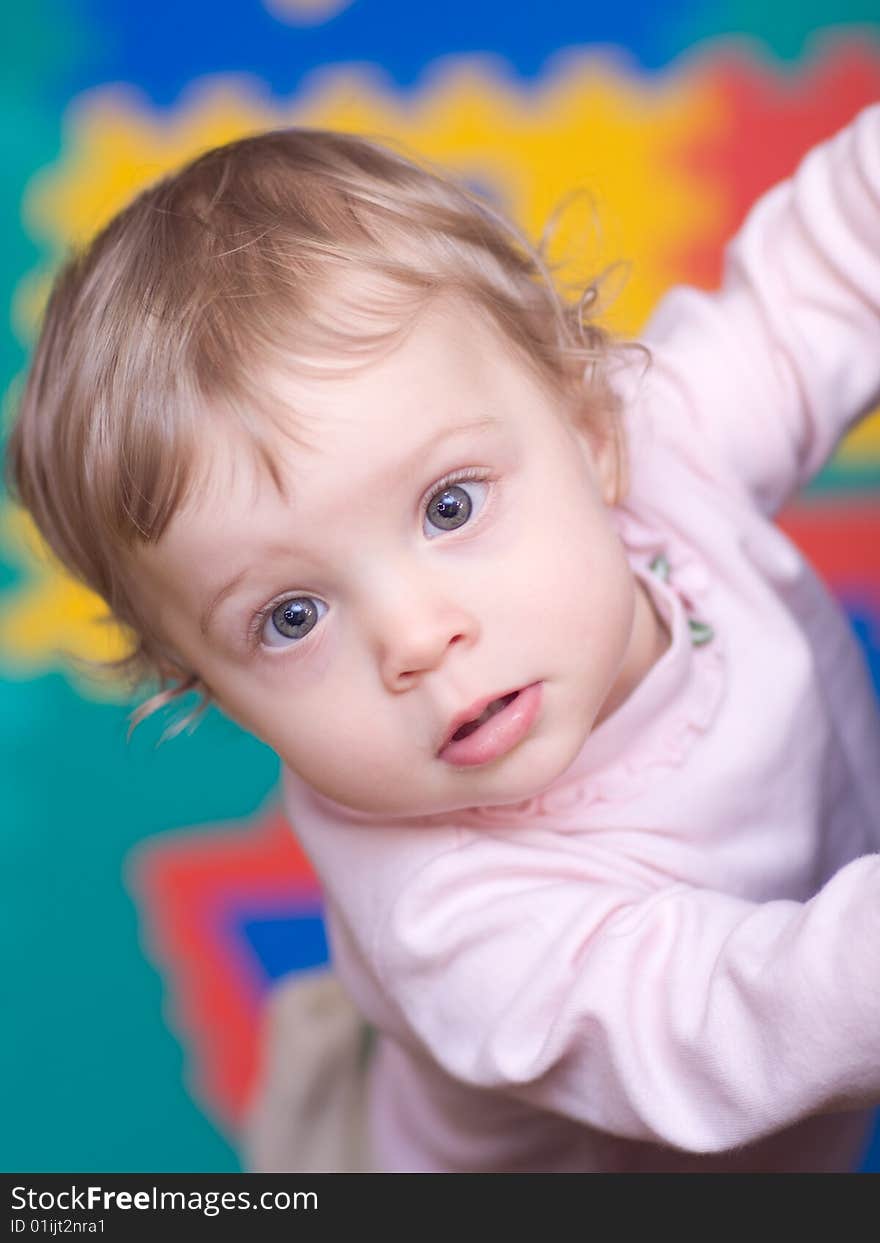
[424, 479, 487, 537]
[261, 596, 326, 648]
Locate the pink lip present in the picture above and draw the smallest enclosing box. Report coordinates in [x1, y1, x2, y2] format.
[438, 682, 543, 767]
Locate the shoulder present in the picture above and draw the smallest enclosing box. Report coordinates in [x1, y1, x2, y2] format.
[281, 765, 472, 946]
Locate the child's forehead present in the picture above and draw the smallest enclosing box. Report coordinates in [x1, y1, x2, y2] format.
[282, 293, 522, 402]
[164, 291, 572, 542]
[175, 324, 507, 508]
[219, 295, 529, 444]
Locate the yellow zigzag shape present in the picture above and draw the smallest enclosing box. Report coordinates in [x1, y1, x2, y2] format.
[3, 60, 725, 683]
[0, 508, 133, 674]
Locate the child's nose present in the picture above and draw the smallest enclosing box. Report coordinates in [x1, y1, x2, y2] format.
[372, 586, 479, 691]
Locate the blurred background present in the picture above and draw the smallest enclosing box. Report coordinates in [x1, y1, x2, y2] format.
[2, 0, 879, 1173]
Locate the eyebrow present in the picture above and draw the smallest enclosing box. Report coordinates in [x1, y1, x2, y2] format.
[199, 415, 501, 638]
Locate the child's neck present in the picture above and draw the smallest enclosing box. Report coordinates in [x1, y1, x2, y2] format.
[595, 578, 671, 727]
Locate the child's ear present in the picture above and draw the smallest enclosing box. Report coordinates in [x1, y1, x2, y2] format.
[572, 416, 620, 506]
[593, 427, 620, 506]
[154, 648, 206, 698]
[155, 649, 189, 684]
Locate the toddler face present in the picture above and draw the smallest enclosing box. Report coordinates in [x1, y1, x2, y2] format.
[136, 298, 651, 817]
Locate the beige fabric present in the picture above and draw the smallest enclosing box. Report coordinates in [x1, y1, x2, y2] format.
[243, 970, 375, 1173]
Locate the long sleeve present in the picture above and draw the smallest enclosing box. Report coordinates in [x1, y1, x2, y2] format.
[641, 103, 880, 516]
[377, 834, 880, 1153]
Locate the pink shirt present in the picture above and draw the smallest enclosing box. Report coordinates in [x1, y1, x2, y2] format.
[282, 105, 880, 1172]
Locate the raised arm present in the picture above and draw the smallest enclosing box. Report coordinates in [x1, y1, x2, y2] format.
[641, 103, 880, 516]
[377, 832, 880, 1153]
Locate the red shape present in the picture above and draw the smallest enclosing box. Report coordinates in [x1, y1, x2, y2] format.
[127, 803, 320, 1131]
[778, 500, 880, 609]
[671, 41, 880, 289]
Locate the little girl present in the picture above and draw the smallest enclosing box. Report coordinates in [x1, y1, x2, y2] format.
[8, 105, 880, 1173]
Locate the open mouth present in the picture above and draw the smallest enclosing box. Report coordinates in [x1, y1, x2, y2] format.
[438, 682, 542, 768]
[450, 691, 520, 741]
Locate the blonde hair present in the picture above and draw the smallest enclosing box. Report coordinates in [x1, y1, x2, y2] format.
[6, 127, 629, 729]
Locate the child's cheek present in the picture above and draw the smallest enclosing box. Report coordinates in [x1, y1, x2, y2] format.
[252, 629, 357, 754]
[276, 620, 336, 685]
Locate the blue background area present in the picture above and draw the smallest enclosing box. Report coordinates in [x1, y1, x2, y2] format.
[62, 0, 697, 105]
[241, 908, 330, 984]
[52, 0, 880, 108]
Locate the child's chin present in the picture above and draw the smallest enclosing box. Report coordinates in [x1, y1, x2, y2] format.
[293, 731, 576, 820]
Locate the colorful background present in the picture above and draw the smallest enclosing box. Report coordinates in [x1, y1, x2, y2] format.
[2, 1, 879, 1173]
